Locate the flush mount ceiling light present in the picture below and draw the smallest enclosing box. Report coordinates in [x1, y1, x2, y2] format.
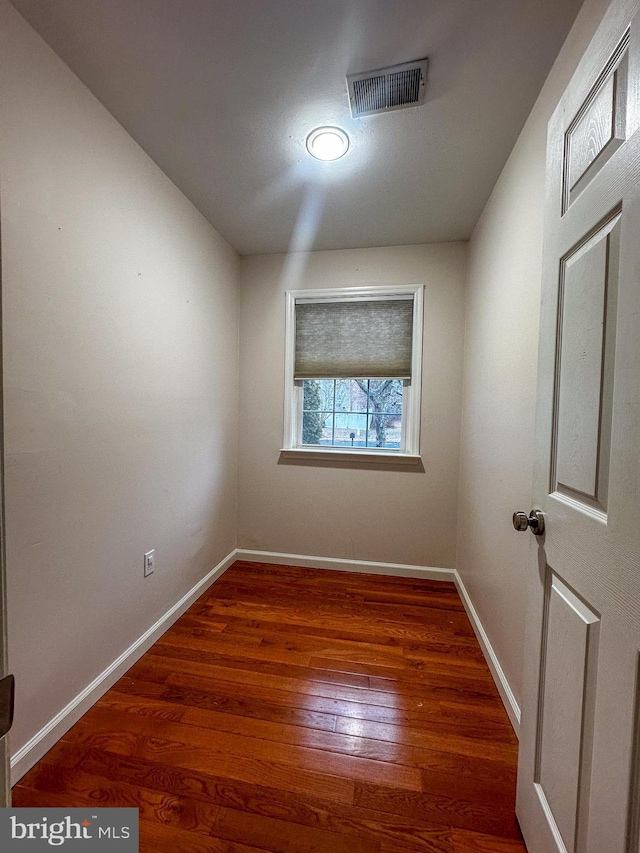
[306, 126, 350, 161]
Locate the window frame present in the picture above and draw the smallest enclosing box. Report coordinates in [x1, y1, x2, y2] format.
[282, 284, 424, 463]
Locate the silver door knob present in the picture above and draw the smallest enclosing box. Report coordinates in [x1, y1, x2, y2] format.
[512, 510, 545, 535]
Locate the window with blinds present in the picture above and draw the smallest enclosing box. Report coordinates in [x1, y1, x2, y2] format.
[283, 286, 424, 459]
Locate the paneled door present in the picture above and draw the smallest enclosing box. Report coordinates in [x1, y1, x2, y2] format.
[516, 0, 640, 851]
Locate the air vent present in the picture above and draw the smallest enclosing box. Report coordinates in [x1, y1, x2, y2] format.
[347, 58, 428, 118]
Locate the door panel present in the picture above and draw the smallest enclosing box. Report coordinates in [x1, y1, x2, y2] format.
[536, 573, 600, 853]
[553, 213, 619, 510]
[564, 37, 629, 211]
[517, 1, 640, 851]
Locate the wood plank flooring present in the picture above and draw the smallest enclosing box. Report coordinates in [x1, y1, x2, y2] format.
[13, 561, 527, 852]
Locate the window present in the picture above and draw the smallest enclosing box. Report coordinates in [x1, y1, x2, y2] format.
[282, 285, 423, 460]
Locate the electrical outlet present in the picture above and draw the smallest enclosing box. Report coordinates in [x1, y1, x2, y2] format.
[144, 549, 155, 577]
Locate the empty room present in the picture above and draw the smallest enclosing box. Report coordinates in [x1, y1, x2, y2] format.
[1, 0, 639, 851]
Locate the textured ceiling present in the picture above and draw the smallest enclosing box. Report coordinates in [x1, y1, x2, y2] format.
[10, 0, 583, 255]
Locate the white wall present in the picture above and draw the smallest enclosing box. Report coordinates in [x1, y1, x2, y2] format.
[456, 0, 615, 710]
[238, 244, 467, 568]
[0, 0, 239, 756]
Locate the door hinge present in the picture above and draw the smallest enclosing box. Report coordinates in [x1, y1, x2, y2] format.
[0, 675, 14, 739]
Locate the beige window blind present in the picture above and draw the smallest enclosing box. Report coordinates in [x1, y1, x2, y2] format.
[294, 298, 414, 379]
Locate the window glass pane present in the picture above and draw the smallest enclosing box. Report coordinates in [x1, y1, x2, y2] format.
[367, 411, 402, 449]
[302, 379, 324, 412]
[320, 413, 335, 445]
[317, 380, 335, 412]
[335, 379, 367, 412]
[370, 378, 403, 415]
[302, 410, 333, 445]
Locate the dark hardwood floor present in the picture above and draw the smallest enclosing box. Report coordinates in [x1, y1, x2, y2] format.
[14, 561, 527, 852]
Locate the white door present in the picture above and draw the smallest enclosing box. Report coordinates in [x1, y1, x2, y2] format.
[516, 1, 640, 851]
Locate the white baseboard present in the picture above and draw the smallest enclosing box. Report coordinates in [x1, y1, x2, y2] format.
[10, 549, 237, 784]
[236, 549, 456, 582]
[237, 548, 521, 735]
[453, 572, 521, 734]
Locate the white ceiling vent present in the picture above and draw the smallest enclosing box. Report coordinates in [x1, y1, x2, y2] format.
[346, 58, 428, 118]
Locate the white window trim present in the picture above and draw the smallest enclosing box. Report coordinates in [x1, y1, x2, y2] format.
[282, 284, 424, 463]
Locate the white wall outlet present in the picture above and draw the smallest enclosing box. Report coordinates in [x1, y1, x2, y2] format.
[144, 549, 155, 577]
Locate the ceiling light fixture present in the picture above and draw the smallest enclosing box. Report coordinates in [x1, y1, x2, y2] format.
[306, 126, 350, 161]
